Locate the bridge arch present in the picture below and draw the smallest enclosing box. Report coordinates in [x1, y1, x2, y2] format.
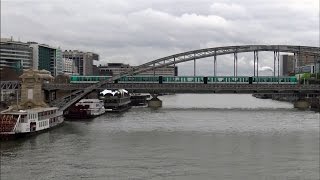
[112, 45, 320, 80]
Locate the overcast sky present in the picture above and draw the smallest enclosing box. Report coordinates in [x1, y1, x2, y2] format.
[2, 0, 319, 75]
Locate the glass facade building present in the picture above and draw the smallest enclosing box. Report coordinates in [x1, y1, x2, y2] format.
[38, 46, 51, 72]
[63, 50, 99, 75]
[0, 38, 33, 72]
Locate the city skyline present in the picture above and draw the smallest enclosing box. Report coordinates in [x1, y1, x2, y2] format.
[1, 0, 319, 75]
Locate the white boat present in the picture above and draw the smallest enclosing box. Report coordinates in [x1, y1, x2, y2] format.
[0, 107, 64, 140]
[65, 99, 105, 119]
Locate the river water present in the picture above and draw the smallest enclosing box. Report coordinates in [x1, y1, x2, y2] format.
[1, 94, 319, 180]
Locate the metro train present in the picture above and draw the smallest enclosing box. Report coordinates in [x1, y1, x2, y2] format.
[70, 75, 298, 84]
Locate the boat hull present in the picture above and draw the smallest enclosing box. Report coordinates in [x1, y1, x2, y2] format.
[105, 105, 131, 113]
[64, 113, 101, 120]
[0, 121, 64, 141]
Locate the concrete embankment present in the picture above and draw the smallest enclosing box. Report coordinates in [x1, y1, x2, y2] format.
[253, 94, 320, 112]
[147, 97, 162, 108]
[309, 98, 320, 112]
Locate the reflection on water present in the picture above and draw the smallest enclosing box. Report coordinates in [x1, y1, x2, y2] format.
[1, 94, 319, 180]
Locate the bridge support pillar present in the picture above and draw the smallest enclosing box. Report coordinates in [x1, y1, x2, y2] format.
[294, 100, 310, 110]
[148, 94, 162, 108]
[19, 69, 54, 109]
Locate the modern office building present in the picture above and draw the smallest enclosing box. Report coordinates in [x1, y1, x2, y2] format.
[63, 50, 99, 76]
[0, 38, 33, 72]
[281, 55, 295, 76]
[281, 54, 318, 76]
[298, 53, 317, 67]
[54, 48, 63, 76]
[295, 63, 320, 74]
[99, 63, 130, 76]
[62, 58, 78, 75]
[28, 42, 63, 76]
[98, 63, 178, 76]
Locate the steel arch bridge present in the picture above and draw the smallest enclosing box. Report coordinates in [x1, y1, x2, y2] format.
[50, 45, 320, 111]
[117, 45, 320, 78]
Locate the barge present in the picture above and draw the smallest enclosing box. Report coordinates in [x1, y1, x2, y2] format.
[64, 99, 105, 119]
[99, 89, 131, 112]
[130, 94, 150, 106]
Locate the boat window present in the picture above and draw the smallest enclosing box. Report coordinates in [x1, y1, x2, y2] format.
[21, 115, 26, 123]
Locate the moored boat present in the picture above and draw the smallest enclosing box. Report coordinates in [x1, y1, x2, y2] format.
[130, 94, 150, 106]
[64, 99, 105, 119]
[0, 107, 64, 140]
[99, 89, 131, 112]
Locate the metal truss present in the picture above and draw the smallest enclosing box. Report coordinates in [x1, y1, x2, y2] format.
[0, 81, 20, 90]
[115, 45, 320, 79]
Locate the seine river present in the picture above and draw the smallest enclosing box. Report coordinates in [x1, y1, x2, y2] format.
[1, 94, 319, 180]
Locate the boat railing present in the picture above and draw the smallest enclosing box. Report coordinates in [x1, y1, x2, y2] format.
[0, 106, 13, 114]
[0, 114, 19, 133]
[12, 115, 21, 133]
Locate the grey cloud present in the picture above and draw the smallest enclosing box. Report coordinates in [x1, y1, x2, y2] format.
[1, 0, 318, 75]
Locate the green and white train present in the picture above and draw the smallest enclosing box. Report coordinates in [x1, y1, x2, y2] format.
[70, 75, 298, 84]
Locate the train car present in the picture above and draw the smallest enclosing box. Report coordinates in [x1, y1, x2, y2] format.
[207, 76, 249, 84]
[69, 75, 297, 85]
[162, 76, 204, 83]
[252, 76, 297, 84]
[118, 76, 160, 83]
[70, 75, 111, 83]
